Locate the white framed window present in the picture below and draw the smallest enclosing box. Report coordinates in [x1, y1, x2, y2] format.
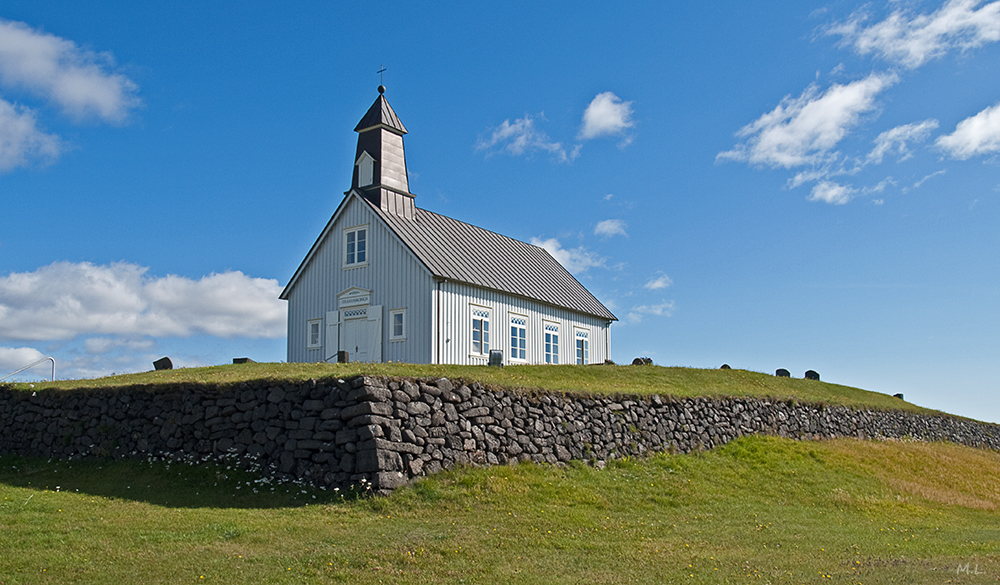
[307, 319, 322, 349]
[471, 306, 491, 356]
[389, 308, 406, 340]
[509, 314, 527, 361]
[544, 321, 559, 364]
[344, 225, 368, 267]
[575, 328, 589, 365]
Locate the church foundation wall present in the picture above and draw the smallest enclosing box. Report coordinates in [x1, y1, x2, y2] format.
[2, 376, 999, 494]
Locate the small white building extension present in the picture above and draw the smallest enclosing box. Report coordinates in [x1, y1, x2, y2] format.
[280, 86, 617, 365]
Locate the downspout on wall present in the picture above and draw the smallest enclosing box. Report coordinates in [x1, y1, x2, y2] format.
[436, 279, 443, 364]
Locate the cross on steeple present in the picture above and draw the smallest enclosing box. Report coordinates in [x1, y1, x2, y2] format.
[377, 65, 386, 85]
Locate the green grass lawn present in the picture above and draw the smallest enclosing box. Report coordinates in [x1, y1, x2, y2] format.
[3, 364, 995, 583]
[2, 435, 998, 584]
[6, 362, 933, 417]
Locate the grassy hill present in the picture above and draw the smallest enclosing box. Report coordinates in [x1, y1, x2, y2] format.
[2, 436, 998, 583]
[8, 362, 933, 416]
[2, 364, 997, 583]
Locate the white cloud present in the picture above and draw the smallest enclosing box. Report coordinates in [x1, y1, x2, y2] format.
[865, 176, 897, 193]
[0, 98, 60, 171]
[83, 337, 155, 355]
[476, 115, 579, 162]
[809, 181, 855, 204]
[912, 169, 947, 190]
[0, 345, 45, 373]
[478, 91, 634, 162]
[644, 274, 673, 290]
[788, 167, 833, 189]
[718, 73, 898, 169]
[936, 102, 1000, 159]
[0, 18, 140, 122]
[0, 261, 286, 342]
[530, 237, 605, 274]
[594, 219, 627, 238]
[867, 119, 939, 163]
[626, 301, 676, 324]
[829, 0, 1000, 69]
[579, 91, 634, 141]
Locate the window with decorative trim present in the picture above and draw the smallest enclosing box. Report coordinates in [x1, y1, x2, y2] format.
[471, 306, 491, 356]
[509, 314, 527, 361]
[307, 319, 322, 349]
[389, 308, 406, 340]
[344, 225, 368, 267]
[544, 321, 559, 364]
[575, 328, 589, 365]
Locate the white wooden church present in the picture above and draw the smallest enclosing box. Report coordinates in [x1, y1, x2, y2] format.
[281, 86, 617, 365]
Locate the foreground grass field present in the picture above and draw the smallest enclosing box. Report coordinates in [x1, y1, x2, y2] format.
[8, 362, 932, 416]
[2, 435, 999, 584]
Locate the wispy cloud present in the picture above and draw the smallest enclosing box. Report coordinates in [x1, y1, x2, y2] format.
[809, 181, 856, 205]
[0, 261, 285, 342]
[579, 91, 634, 145]
[626, 301, 676, 324]
[530, 237, 605, 274]
[828, 0, 1000, 70]
[643, 274, 672, 290]
[0, 18, 140, 122]
[478, 91, 635, 162]
[718, 73, 898, 170]
[911, 169, 947, 190]
[594, 219, 627, 238]
[936, 101, 1000, 159]
[0, 98, 60, 171]
[867, 119, 940, 163]
[475, 115, 579, 163]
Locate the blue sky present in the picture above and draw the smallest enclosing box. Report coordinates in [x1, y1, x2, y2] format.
[2, 1, 999, 422]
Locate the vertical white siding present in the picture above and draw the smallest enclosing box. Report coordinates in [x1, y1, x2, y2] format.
[286, 195, 434, 364]
[435, 281, 612, 366]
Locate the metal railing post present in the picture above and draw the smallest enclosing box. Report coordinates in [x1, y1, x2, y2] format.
[0, 357, 56, 382]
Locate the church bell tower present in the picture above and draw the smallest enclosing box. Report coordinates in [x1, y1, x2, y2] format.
[351, 85, 414, 219]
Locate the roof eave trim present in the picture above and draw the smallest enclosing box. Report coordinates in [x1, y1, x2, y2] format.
[434, 276, 617, 322]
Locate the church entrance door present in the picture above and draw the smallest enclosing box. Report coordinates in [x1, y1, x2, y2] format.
[340, 305, 382, 363]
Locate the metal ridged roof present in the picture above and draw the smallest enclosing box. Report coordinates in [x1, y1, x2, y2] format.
[365, 198, 617, 321]
[353, 94, 407, 134]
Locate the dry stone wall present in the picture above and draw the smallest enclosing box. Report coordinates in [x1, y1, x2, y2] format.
[1, 375, 998, 494]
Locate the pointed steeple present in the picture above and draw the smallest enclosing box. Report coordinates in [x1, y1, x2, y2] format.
[354, 85, 407, 135]
[351, 85, 414, 219]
